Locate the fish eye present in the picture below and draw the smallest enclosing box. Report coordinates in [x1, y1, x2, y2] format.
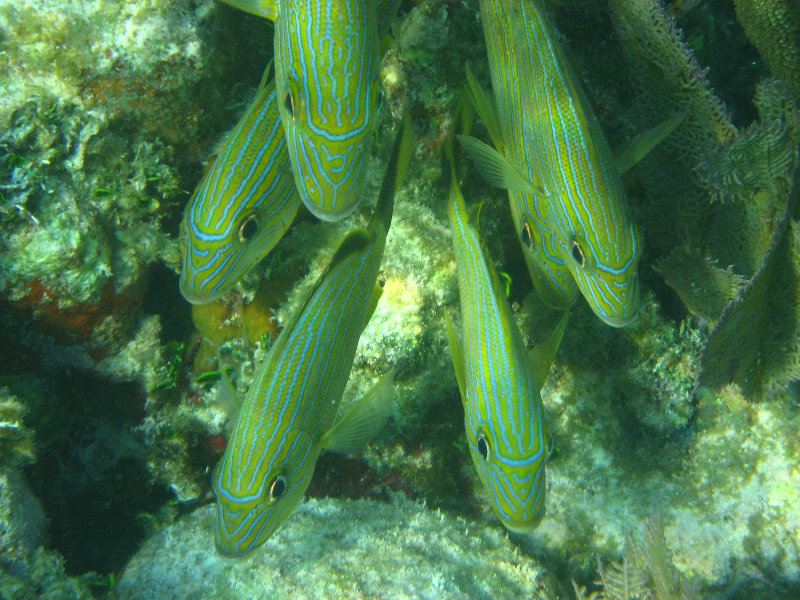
[570, 240, 586, 267]
[238, 214, 259, 242]
[477, 435, 490, 461]
[268, 475, 286, 501]
[520, 222, 533, 250]
[283, 92, 294, 119]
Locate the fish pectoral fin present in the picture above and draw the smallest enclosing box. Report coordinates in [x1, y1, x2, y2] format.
[445, 311, 467, 404]
[216, 0, 278, 20]
[321, 370, 395, 455]
[465, 65, 505, 152]
[528, 310, 569, 388]
[615, 112, 685, 175]
[214, 348, 243, 431]
[456, 134, 545, 198]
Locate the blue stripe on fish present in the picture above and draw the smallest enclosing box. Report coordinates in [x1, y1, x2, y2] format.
[180, 73, 300, 304]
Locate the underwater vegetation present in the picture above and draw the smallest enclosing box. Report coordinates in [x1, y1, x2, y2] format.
[732, 0, 800, 99]
[608, 0, 800, 399]
[1, 0, 800, 599]
[573, 514, 699, 600]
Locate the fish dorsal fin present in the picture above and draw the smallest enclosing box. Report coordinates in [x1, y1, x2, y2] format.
[445, 311, 467, 404]
[456, 134, 546, 198]
[361, 281, 384, 331]
[465, 65, 505, 153]
[330, 229, 371, 270]
[321, 369, 395, 455]
[373, 111, 415, 235]
[216, 0, 278, 20]
[443, 90, 477, 178]
[528, 310, 569, 387]
[256, 59, 274, 93]
[615, 112, 686, 175]
[455, 88, 476, 141]
[379, 33, 394, 58]
[462, 203, 511, 305]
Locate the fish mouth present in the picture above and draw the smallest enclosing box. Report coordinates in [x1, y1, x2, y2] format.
[179, 277, 223, 305]
[300, 194, 360, 222]
[589, 275, 642, 328]
[214, 539, 258, 561]
[597, 311, 636, 328]
[498, 513, 545, 534]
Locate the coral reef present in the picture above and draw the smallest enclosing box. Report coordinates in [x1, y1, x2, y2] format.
[0, 0, 273, 357]
[0, 470, 45, 580]
[610, 0, 800, 399]
[699, 211, 800, 399]
[667, 79, 799, 398]
[1, 0, 800, 599]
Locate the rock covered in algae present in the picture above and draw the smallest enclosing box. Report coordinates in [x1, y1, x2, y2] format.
[520, 292, 800, 596]
[0, 0, 272, 355]
[0, 470, 98, 600]
[113, 497, 554, 600]
[0, 471, 45, 577]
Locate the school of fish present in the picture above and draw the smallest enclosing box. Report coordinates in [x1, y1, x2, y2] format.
[178, 0, 682, 554]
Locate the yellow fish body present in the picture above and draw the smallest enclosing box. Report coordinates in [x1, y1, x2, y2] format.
[180, 72, 299, 304]
[211, 114, 414, 557]
[465, 0, 643, 326]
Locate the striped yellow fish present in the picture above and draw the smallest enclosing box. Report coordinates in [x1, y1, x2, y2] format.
[211, 113, 414, 557]
[446, 146, 566, 533]
[180, 69, 300, 304]
[218, 0, 401, 221]
[461, 0, 644, 327]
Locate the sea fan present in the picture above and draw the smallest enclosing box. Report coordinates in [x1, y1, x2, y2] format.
[572, 514, 700, 600]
